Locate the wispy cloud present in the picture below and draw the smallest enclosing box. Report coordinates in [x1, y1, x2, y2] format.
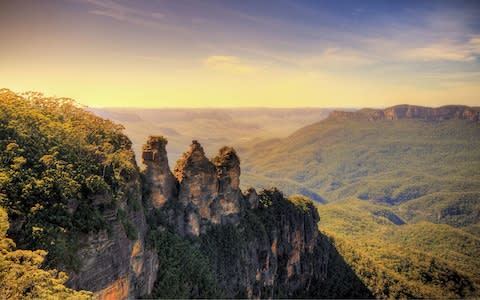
[232, 45, 373, 70]
[402, 36, 480, 62]
[301, 48, 373, 65]
[362, 34, 480, 63]
[85, 0, 168, 29]
[204, 56, 257, 74]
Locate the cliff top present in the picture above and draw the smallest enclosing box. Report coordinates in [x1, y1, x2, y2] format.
[327, 104, 480, 122]
[212, 146, 240, 169]
[173, 140, 209, 182]
[142, 135, 169, 164]
[144, 136, 168, 150]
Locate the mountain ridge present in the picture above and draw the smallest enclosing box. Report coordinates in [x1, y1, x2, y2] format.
[326, 104, 480, 122]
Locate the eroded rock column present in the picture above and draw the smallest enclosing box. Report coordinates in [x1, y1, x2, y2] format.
[142, 136, 178, 210]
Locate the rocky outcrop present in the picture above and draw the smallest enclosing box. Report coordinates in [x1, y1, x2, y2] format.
[236, 189, 324, 298]
[142, 136, 177, 210]
[142, 138, 339, 298]
[211, 146, 242, 224]
[62, 135, 369, 299]
[327, 105, 480, 122]
[174, 140, 220, 236]
[143, 138, 242, 237]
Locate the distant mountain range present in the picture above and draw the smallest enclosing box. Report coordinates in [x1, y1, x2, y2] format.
[327, 104, 480, 122]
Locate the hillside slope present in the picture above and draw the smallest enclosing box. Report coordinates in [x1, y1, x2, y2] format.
[239, 105, 480, 228]
[316, 199, 480, 298]
[238, 105, 480, 298]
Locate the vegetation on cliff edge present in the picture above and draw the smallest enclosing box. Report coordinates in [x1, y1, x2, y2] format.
[0, 88, 137, 270]
[0, 206, 92, 299]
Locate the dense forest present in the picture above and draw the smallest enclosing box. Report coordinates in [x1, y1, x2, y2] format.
[0, 205, 92, 299]
[0, 88, 137, 268]
[316, 199, 479, 298]
[0, 89, 140, 298]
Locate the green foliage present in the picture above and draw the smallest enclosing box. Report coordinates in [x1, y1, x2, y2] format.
[317, 199, 480, 298]
[146, 189, 323, 299]
[0, 89, 137, 269]
[0, 206, 92, 299]
[309, 234, 373, 298]
[239, 116, 480, 297]
[85, 175, 110, 194]
[200, 224, 246, 282]
[288, 194, 314, 212]
[241, 118, 480, 227]
[146, 230, 222, 299]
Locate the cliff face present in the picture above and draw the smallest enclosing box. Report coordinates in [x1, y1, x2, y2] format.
[235, 189, 325, 298]
[67, 167, 158, 299]
[328, 105, 480, 122]
[142, 137, 332, 298]
[68, 135, 367, 299]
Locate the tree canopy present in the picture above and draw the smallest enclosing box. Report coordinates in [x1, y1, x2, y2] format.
[0, 89, 136, 269]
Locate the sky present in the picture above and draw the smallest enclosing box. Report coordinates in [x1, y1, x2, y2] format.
[1, 0, 480, 108]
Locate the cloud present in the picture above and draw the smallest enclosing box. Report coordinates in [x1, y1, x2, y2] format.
[85, 0, 166, 29]
[363, 34, 480, 63]
[402, 37, 480, 62]
[231, 45, 373, 70]
[468, 35, 480, 53]
[403, 45, 474, 62]
[302, 47, 373, 65]
[204, 56, 257, 74]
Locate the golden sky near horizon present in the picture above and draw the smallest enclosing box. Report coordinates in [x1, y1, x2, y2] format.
[1, 0, 480, 108]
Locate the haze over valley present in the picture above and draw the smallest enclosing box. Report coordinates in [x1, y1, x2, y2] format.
[89, 107, 334, 164]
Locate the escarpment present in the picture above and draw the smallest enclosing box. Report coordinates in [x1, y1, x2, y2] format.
[67, 163, 158, 299]
[33, 133, 368, 299]
[140, 136, 367, 298]
[327, 104, 480, 122]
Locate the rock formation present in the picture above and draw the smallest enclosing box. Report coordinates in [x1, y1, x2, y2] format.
[141, 137, 338, 298]
[327, 104, 480, 122]
[143, 137, 243, 237]
[142, 136, 177, 210]
[67, 136, 367, 299]
[218, 188, 325, 298]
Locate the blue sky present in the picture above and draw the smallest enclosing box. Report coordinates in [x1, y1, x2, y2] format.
[1, 0, 479, 107]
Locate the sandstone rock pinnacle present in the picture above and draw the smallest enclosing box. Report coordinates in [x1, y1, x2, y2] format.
[142, 136, 177, 209]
